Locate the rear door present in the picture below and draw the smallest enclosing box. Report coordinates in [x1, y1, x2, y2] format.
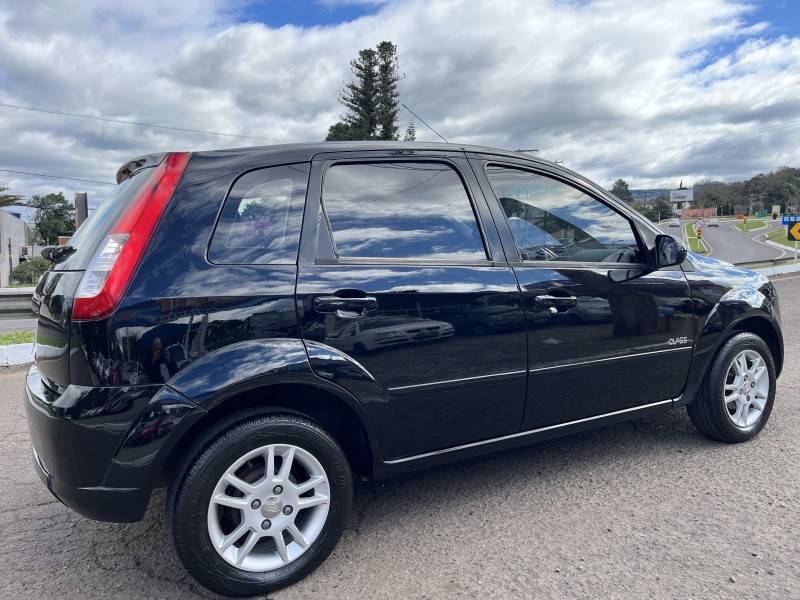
[470, 157, 695, 430]
[296, 150, 528, 460]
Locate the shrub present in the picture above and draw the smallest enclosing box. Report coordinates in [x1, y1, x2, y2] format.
[13, 256, 50, 285]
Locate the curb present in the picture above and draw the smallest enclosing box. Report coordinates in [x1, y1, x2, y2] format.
[1, 343, 34, 367]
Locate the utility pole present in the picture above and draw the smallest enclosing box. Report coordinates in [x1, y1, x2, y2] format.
[7, 238, 11, 283]
[75, 193, 88, 228]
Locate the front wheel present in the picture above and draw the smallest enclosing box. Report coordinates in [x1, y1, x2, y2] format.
[687, 332, 776, 443]
[167, 413, 352, 597]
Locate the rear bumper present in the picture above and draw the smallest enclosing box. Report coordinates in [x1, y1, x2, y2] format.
[24, 366, 204, 522]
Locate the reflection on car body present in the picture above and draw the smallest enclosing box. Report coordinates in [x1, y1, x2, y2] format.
[554, 296, 613, 324]
[325, 316, 455, 354]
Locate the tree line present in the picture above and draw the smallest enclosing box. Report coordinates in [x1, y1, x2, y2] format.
[611, 167, 800, 222]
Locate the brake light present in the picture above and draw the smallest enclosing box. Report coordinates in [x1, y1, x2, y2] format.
[72, 152, 190, 321]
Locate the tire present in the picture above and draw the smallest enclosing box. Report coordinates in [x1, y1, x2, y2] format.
[166, 412, 353, 597]
[687, 332, 776, 443]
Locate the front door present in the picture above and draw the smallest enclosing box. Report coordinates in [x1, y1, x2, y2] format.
[296, 153, 527, 459]
[474, 161, 695, 430]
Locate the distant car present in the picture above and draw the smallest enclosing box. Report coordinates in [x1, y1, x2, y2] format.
[669, 218, 681, 227]
[708, 218, 720, 227]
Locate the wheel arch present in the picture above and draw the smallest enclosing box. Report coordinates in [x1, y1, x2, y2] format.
[159, 378, 378, 488]
[157, 339, 382, 487]
[677, 309, 782, 408]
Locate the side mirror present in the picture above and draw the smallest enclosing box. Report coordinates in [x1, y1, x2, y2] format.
[654, 234, 687, 268]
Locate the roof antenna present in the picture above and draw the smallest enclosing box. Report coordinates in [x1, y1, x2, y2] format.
[402, 104, 448, 143]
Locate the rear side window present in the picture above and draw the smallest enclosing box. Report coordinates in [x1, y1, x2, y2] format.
[209, 164, 309, 264]
[322, 162, 487, 261]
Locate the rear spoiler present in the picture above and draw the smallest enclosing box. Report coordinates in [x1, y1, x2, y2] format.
[115, 153, 170, 184]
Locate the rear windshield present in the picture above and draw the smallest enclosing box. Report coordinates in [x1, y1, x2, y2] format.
[51, 167, 157, 271]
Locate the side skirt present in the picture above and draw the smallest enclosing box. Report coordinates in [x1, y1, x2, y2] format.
[373, 399, 674, 478]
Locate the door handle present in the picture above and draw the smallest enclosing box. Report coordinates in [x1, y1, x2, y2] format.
[534, 295, 578, 308]
[314, 295, 378, 318]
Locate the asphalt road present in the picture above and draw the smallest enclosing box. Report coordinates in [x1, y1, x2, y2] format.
[0, 317, 36, 333]
[701, 220, 789, 264]
[2, 274, 800, 599]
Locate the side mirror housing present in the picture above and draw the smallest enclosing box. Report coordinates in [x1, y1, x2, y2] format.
[654, 234, 687, 268]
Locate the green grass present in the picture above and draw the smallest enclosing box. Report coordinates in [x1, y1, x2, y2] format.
[684, 223, 707, 253]
[767, 228, 800, 248]
[734, 219, 765, 232]
[0, 330, 35, 345]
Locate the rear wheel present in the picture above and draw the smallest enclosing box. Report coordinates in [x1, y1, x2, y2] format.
[687, 332, 776, 443]
[167, 413, 352, 597]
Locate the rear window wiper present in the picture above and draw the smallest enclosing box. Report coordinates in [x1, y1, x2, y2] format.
[41, 245, 76, 263]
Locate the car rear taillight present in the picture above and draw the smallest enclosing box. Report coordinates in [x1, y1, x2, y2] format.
[72, 152, 190, 321]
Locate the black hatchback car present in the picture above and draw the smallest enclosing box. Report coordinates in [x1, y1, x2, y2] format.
[25, 143, 783, 597]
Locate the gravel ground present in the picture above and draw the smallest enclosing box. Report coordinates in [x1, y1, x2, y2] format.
[2, 274, 799, 599]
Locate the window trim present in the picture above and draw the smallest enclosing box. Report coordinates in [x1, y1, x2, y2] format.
[317, 158, 494, 265]
[482, 162, 649, 267]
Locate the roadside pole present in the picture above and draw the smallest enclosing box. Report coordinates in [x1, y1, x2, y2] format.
[784, 215, 800, 272]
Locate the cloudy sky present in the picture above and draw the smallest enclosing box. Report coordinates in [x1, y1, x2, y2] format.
[0, 0, 798, 209]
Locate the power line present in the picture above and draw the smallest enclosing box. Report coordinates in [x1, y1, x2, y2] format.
[0, 102, 304, 143]
[401, 104, 448, 143]
[0, 168, 114, 186]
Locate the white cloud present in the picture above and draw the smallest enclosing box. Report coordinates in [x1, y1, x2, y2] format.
[0, 0, 798, 206]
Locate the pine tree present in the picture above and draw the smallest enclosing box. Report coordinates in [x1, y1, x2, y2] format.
[326, 41, 402, 141]
[375, 41, 401, 140]
[403, 120, 416, 141]
[337, 48, 379, 139]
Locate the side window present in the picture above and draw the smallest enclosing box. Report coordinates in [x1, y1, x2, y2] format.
[322, 162, 487, 261]
[485, 165, 643, 263]
[209, 163, 309, 264]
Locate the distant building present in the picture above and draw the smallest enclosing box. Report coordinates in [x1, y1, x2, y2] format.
[0, 211, 30, 287]
[681, 207, 717, 218]
[670, 189, 694, 216]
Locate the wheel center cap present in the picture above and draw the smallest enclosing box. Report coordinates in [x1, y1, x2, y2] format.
[260, 495, 283, 518]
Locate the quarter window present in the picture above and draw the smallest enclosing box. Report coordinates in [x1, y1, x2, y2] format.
[322, 162, 487, 261]
[209, 164, 309, 264]
[485, 166, 642, 263]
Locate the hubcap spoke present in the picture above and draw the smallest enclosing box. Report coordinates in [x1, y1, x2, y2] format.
[297, 494, 329, 509]
[223, 473, 257, 496]
[276, 447, 295, 483]
[264, 445, 276, 482]
[288, 523, 310, 549]
[219, 522, 250, 553]
[293, 474, 325, 495]
[733, 355, 747, 377]
[234, 529, 261, 567]
[211, 493, 251, 510]
[273, 531, 290, 565]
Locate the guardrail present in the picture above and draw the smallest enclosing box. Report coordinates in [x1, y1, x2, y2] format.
[0, 288, 36, 317]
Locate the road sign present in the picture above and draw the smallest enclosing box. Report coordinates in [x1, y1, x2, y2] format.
[695, 219, 705, 229]
[789, 222, 800, 242]
[784, 215, 791, 225]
